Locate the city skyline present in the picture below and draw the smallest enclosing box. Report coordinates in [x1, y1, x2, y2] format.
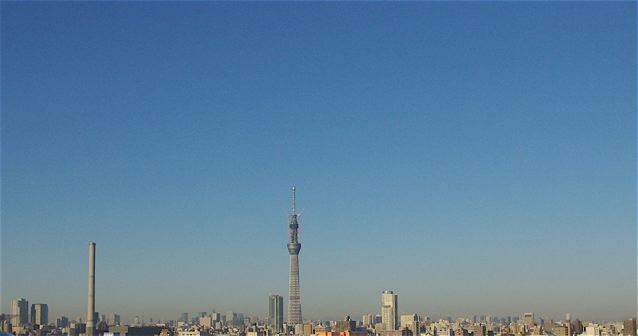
[2, 1, 636, 324]
[5, 290, 633, 327]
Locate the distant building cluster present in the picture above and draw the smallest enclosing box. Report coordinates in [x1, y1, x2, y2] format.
[3, 293, 636, 336]
[2, 297, 121, 336]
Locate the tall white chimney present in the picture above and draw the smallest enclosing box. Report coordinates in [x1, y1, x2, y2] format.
[87, 242, 96, 336]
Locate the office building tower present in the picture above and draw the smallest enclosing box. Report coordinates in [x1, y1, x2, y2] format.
[541, 318, 554, 333]
[335, 316, 357, 332]
[287, 186, 303, 325]
[565, 314, 572, 336]
[30, 304, 48, 326]
[436, 325, 452, 336]
[585, 325, 602, 336]
[522, 313, 534, 327]
[553, 326, 569, 336]
[473, 324, 486, 336]
[108, 314, 121, 326]
[11, 298, 29, 326]
[381, 290, 398, 331]
[199, 316, 213, 329]
[0, 316, 11, 334]
[57, 316, 69, 329]
[269, 295, 284, 333]
[624, 319, 637, 336]
[226, 312, 236, 326]
[363, 314, 374, 328]
[302, 323, 314, 336]
[573, 320, 584, 335]
[400, 314, 419, 336]
[456, 328, 469, 336]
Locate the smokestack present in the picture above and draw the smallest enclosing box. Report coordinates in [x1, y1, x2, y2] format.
[87, 242, 96, 336]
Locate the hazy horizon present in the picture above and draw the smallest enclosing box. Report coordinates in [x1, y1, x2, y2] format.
[1, 2, 636, 323]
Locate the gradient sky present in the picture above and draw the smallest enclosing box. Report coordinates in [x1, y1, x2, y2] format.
[1, 1, 636, 324]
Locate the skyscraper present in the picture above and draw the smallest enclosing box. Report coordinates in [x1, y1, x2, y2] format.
[287, 186, 302, 325]
[30, 304, 48, 326]
[56, 316, 69, 329]
[381, 291, 398, 331]
[522, 313, 534, 327]
[11, 298, 29, 326]
[269, 294, 284, 333]
[108, 313, 121, 326]
[624, 319, 637, 336]
[363, 314, 374, 328]
[400, 314, 419, 336]
[566, 313, 572, 336]
[225, 311, 236, 326]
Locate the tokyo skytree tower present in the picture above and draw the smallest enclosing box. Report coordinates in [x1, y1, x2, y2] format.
[287, 186, 302, 325]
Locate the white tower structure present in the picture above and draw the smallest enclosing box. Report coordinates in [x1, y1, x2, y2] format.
[87, 242, 96, 336]
[287, 186, 302, 325]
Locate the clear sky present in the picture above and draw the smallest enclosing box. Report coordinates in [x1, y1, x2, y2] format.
[1, 1, 636, 324]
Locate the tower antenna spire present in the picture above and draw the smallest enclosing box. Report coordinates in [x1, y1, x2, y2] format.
[292, 185, 296, 215]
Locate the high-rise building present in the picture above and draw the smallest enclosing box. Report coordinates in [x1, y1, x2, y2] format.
[624, 319, 637, 336]
[225, 311, 236, 326]
[108, 314, 121, 326]
[57, 316, 69, 329]
[565, 314, 572, 336]
[11, 298, 29, 326]
[473, 324, 486, 336]
[0, 315, 11, 334]
[437, 325, 453, 336]
[199, 316, 213, 329]
[522, 313, 534, 327]
[573, 319, 584, 335]
[553, 326, 568, 336]
[287, 186, 302, 325]
[455, 327, 469, 336]
[585, 325, 602, 336]
[335, 316, 357, 332]
[269, 295, 284, 333]
[400, 314, 419, 336]
[363, 314, 374, 328]
[540, 318, 552, 333]
[30, 304, 48, 326]
[381, 291, 398, 331]
[302, 323, 314, 336]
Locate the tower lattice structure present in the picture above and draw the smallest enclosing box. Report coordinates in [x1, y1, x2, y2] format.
[287, 186, 302, 325]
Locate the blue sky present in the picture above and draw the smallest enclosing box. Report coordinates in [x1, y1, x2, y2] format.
[1, 2, 636, 323]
